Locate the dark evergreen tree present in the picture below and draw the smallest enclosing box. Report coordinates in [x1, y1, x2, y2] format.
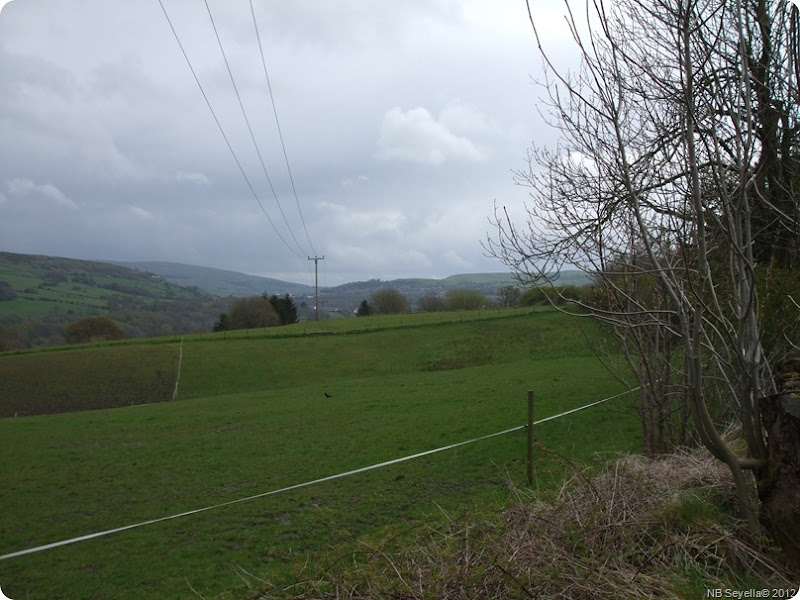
[264, 293, 299, 325]
[356, 299, 371, 316]
[213, 313, 229, 332]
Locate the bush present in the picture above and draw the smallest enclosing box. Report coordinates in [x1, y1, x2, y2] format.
[521, 285, 587, 306]
[417, 294, 445, 312]
[370, 288, 409, 314]
[65, 316, 126, 344]
[497, 285, 522, 308]
[226, 296, 280, 330]
[0, 281, 16, 301]
[444, 288, 488, 311]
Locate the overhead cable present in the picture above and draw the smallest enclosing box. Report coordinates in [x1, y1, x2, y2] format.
[156, 0, 303, 259]
[249, 0, 316, 256]
[203, 0, 309, 257]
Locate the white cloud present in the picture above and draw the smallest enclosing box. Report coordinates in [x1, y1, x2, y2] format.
[4, 178, 79, 209]
[375, 106, 488, 165]
[339, 174, 369, 187]
[319, 201, 407, 238]
[438, 100, 498, 137]
[326, 241, 432, 277]
[128, 205, 154, 220]
[175, 170, 210, 186]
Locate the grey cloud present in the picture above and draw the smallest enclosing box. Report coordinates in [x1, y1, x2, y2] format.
[0, 48, 77, 98]
[175, 171, 211, 186]
[3, 178, 79, 209]
[376, 106, 488, 165]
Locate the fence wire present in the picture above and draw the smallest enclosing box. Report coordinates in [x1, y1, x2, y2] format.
[0, 387, 638, 561]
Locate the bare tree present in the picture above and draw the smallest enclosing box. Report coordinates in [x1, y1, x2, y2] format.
[487, 0, 799, 535]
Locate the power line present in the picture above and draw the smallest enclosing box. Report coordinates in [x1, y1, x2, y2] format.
[249, 0, 316, 256]
[203, 0, 309, 257]
[156, 0, 303, 259]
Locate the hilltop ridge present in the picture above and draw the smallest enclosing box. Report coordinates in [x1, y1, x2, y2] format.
[114, 260, 591, 310]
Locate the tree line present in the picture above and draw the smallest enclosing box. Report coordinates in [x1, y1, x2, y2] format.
[354, 284, 588, 316]
[208, 283, 579, 327]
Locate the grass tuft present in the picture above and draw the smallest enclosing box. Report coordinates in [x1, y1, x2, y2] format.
[256, 450, 793, 600]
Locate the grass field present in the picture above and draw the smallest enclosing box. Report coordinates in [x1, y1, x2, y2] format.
[0, 308, 641, 599]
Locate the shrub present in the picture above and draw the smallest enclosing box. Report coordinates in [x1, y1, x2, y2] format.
[227, 296, 280, 330]
[417, 294, 445, 312]
[444, 288, 488, 311]
[497, 285, 522, 308]
[65, 316, 126, 344]
[0, 281, 16, 301]
[370, 288, 409, 314]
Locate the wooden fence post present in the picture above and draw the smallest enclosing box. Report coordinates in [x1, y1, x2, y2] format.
[527, 389, 534, 485]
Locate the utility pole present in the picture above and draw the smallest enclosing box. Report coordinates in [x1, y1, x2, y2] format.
[308, 255, 324, 320]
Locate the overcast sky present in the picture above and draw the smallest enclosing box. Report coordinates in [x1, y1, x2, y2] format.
[0, 0, 574, 286]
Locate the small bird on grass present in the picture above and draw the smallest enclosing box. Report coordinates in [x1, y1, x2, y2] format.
[324, 392, 333, 398]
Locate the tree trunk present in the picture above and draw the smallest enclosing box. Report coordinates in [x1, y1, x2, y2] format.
[757, 353, 800, 572]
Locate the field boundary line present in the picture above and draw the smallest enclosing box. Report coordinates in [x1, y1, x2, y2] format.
[0, 387, 636, 561]
[172, 336, 184, 400]
[532, 387, 639, 425]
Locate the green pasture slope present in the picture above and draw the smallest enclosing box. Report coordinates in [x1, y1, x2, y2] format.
[0, 308, 641, 599]
[0, 252, 200, 318]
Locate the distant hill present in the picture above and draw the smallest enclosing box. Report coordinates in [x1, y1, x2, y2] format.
[0, 252, 229, 350]
[112, 261, 315, 298]
[106, 262, 590, 314]
[110, 261, 592, 314]
[320, 271, 591, 313]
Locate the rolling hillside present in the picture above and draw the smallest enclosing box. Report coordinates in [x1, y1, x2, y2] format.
[0, 252, 229, 349]
[111, 260, 315, 298]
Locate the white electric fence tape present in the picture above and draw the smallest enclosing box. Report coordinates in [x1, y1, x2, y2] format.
[0, 387, 637, 561]
[172, 336, 184, 400]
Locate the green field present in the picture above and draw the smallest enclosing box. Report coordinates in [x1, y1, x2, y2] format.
[0, 308, 640, 599]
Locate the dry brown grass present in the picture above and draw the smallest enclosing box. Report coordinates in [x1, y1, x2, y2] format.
[249, 450, 794, 600]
